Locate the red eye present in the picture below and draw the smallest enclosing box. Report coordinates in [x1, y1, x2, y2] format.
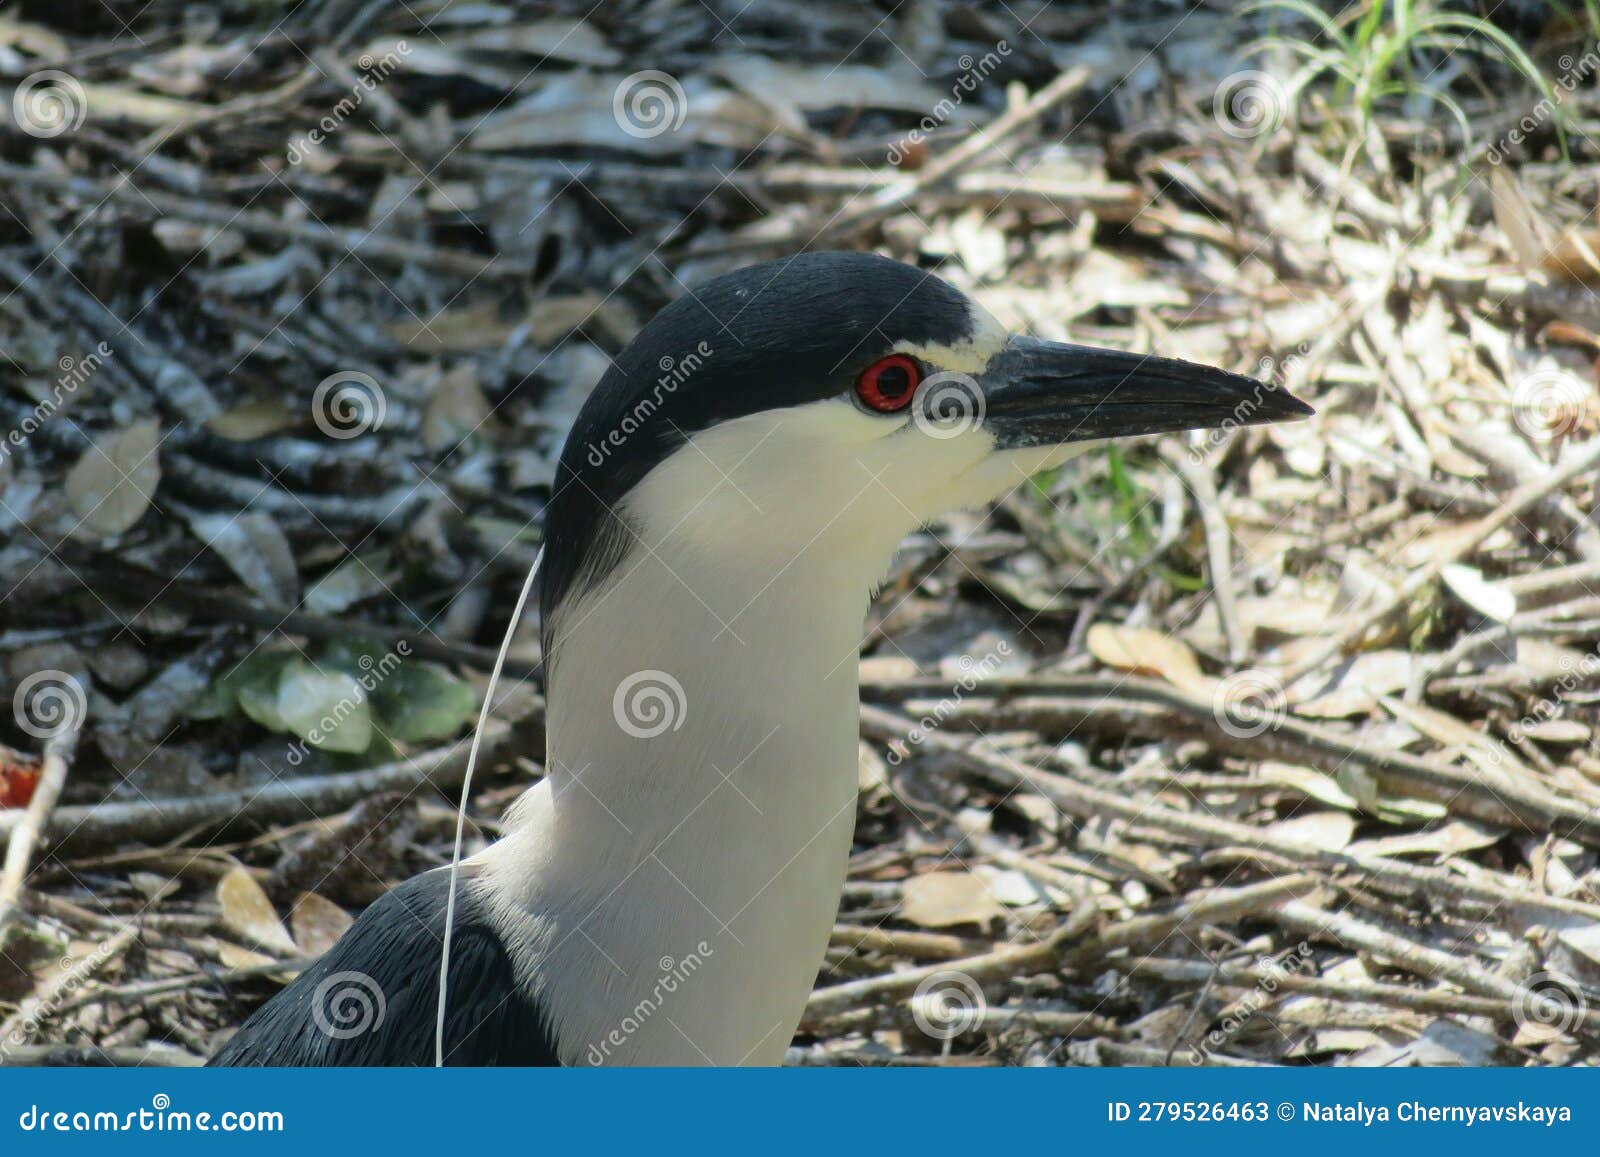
[856, 355, 921, 412]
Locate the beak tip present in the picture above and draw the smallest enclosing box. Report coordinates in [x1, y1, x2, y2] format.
[1277, 391, 1316, 421]
[1238, 377, 1314, 425]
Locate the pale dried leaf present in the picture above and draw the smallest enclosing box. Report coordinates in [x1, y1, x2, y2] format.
[218, 866, 297, 955]
[901, 871, 1002, 929]
[184, 509, 300, 606]
[1351, 820, 1503, 859]
[65, 420, 161, 539]
[205, 399, 300, 441]
[290, 892, 355, 958]
[1441, 564, 1517, 622]
[1265, 811, 1355, 852]
[1258, 763, 1360, 810]
[423, 363, 492, 451]
[1086, 624, 1210, 696]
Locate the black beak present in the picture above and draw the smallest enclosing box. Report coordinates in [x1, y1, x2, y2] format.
[974, 336, 1313, 449]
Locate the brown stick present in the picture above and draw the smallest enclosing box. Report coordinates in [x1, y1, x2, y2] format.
[803, 876, 1312, 1024]
[863, 678, 1600, 847]
[860, 702, 1600, 922]
[812, 68, 1091, 244]
[0, 723, 511, 853]
[0, 925, 138, 1054]
[0, 706, 85, 934]
[1283, 434, 1600, 681]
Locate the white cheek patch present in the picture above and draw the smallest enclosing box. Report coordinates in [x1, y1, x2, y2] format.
[620, 395, 1013, 568]
[621, 399, 913, 557]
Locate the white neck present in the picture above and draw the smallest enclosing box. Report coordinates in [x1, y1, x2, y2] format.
[481, 506, 887, 1064]
[477, 394, 1081, 1064]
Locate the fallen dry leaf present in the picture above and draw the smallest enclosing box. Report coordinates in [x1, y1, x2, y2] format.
[217, 865, 298, 956]
[901, 871, 1002, 929]
[65, 420, 161, 539]
[290, 892, 356, 958]
[1086, 623, 1211, 697]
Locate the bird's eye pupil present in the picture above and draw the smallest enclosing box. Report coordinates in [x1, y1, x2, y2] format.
[856, 355, 921, 413]
[876, 365, 910, 397]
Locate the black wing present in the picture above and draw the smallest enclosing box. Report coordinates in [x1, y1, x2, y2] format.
[209, 868, 561, 1066]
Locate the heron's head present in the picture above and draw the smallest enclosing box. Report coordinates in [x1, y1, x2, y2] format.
[540, 251, 1310, 649]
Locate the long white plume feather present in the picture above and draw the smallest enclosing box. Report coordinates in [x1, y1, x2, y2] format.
[435, 548, 542, 1067]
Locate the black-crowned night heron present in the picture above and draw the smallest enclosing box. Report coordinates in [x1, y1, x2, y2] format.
[210, 251, 1310, 1066]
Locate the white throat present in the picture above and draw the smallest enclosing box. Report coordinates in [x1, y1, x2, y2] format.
[481, 404, 912, 1065]
[478, 396, 1080, 1064]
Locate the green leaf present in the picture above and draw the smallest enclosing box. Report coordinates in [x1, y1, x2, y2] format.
[187, 649, 296, 722]
[185, 680, 238, 721]
[370, 663, 478, 744]
[275, 660, 373, 754]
